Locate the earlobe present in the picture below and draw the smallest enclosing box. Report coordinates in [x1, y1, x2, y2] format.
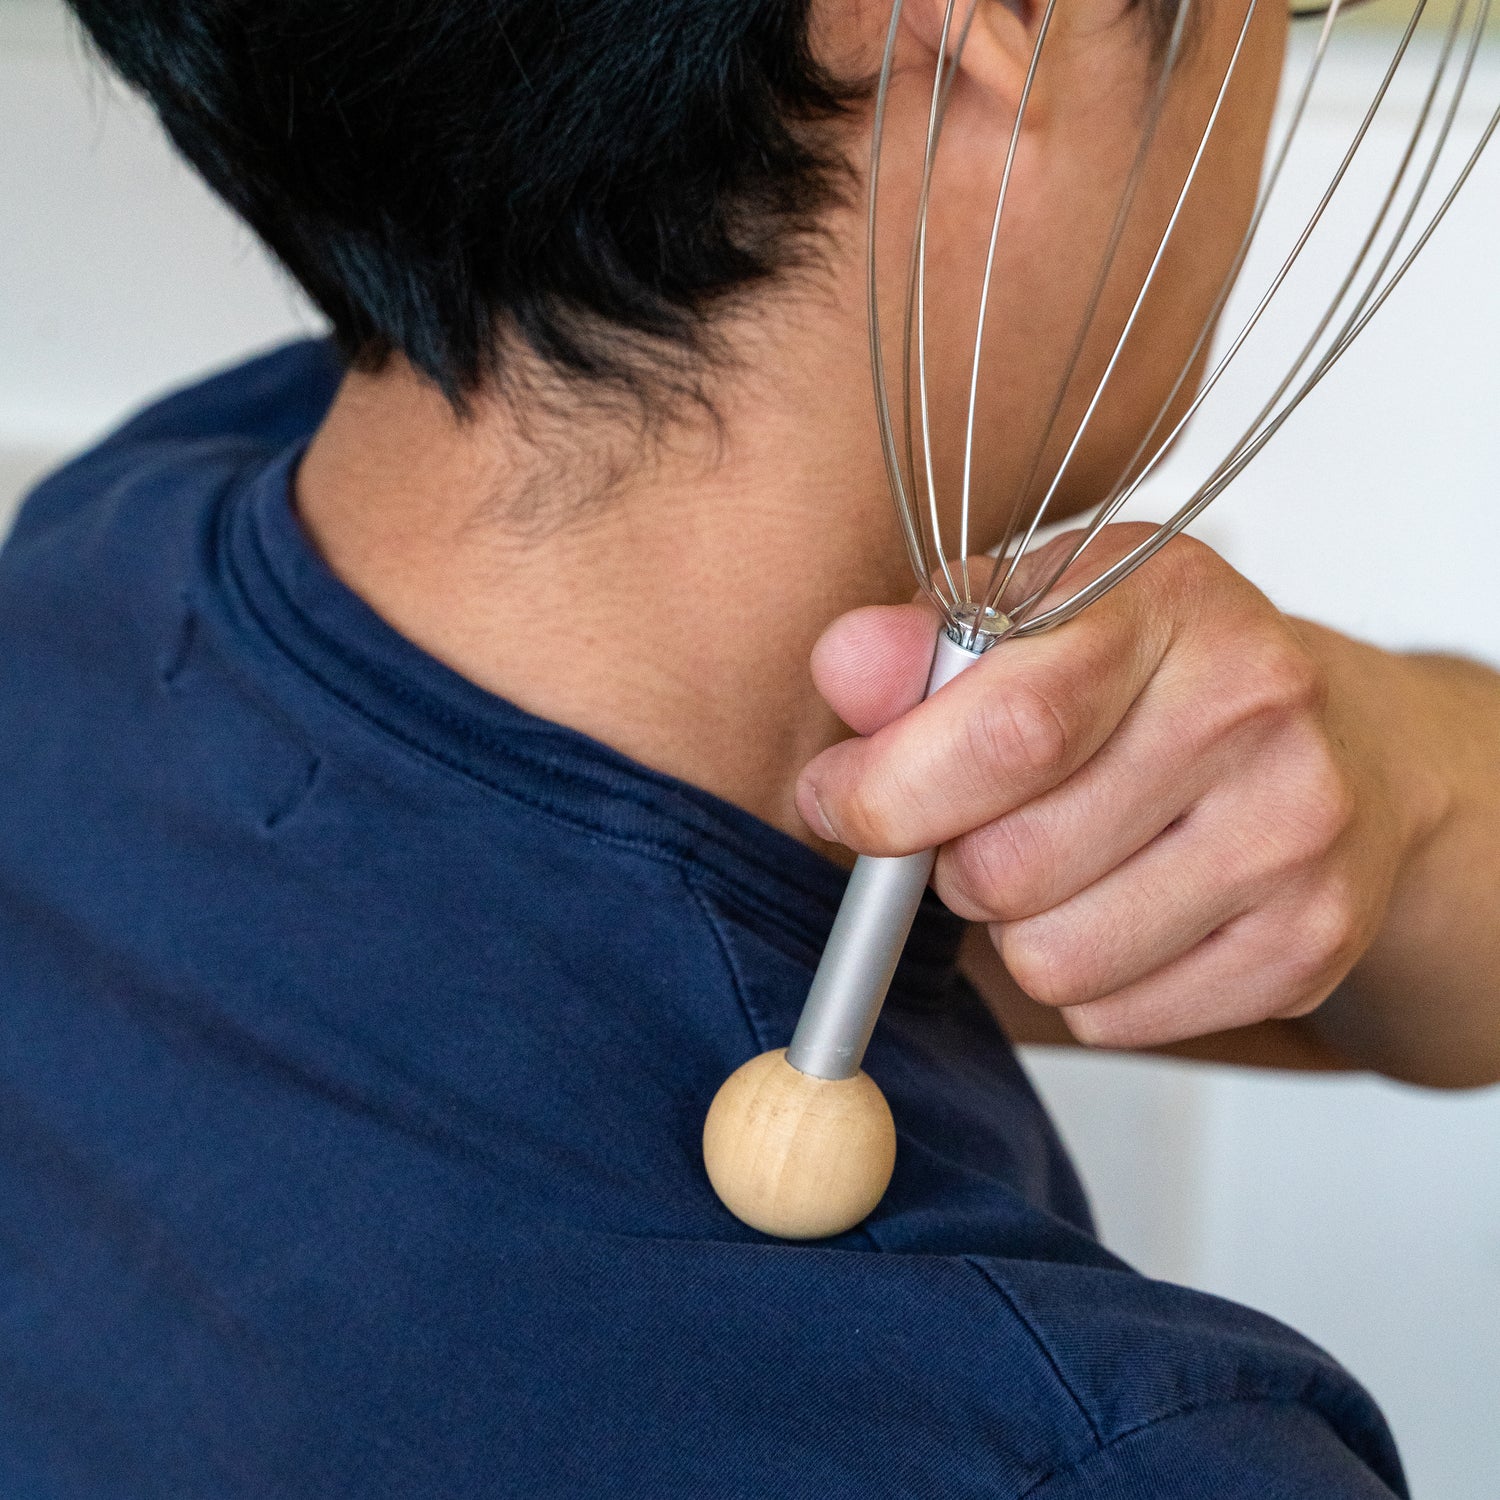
[899, 0, 1046, 114]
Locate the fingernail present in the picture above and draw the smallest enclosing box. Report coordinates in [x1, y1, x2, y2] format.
[799, 782, 840, 843]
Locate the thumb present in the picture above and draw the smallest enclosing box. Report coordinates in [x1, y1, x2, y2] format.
[810, 601, 941, 737]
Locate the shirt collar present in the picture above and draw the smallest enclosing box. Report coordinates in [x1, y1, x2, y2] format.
[220, 442, 969, 995]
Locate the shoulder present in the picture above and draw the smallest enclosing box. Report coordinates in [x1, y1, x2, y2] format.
[971, 1255, 1407, 1497]
[506, 1228, 1405, 1498]
[1022, 1398, 1404, 1498]
[2, 338, 340, 555]
[0, 339, 340, 670]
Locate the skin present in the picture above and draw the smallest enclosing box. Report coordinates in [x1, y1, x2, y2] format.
[798, 531, 1500, 1086]
[298, 0, 1500, 1089]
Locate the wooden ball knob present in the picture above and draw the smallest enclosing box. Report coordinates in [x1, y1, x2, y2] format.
[702, 1047, 896, 1240]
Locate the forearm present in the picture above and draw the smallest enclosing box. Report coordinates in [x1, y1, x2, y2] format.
[1299, 634, 1500, 1089]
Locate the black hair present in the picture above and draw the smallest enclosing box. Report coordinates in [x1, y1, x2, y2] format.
[67, 1, 1188, 415]
[65, 0, 855, 409]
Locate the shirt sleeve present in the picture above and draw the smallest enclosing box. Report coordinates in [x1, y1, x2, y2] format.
[1024, 1398, 1403, 1499]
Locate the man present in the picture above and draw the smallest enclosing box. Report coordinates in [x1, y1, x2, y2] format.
[1, 0, 1495, 1493]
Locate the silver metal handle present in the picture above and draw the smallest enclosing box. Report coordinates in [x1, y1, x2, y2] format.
[786, 623, 996, 1080]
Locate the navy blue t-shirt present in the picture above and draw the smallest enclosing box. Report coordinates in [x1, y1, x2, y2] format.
[0, 341, 1405, 1497]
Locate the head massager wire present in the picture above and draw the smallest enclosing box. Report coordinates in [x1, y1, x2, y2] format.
[703, 0, 1499, 1239]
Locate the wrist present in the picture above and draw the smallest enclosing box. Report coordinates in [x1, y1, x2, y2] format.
[1283, 621, 1500, 1087]
[1291, 618, 1454, 872]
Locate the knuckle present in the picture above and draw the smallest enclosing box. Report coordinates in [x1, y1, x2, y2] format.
[940, 814, 1049, 922]
[836, 792, 879, 850]
[1105, 522, 1186, 573]
[1217, 741, 1357, 892]
[1252, 638, 1329, 724]
[1156, 531, 1218, 584]
[999, 920, 1090, 1010]
[1289, 753, 1357, 864]
[1278, 642, 1330, 716]
[970, 679, 1074, 787]
[1140, 533, 1225, 621]
[1256, 737, 1356, 874]
[830, 764, 905, 854]
[1284, 879, 1363, 987]
[1208, 636, 1329, 742]
[940, 835, 1008, 923]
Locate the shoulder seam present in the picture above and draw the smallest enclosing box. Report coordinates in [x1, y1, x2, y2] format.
[1012, 1394, 1363, 1499]
[965, 1256, 1103, 1450]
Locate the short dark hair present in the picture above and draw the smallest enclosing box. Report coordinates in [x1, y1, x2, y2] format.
[66, 0, 855, 409]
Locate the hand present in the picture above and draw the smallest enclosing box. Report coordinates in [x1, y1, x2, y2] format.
[795, 526, 1439, 1050]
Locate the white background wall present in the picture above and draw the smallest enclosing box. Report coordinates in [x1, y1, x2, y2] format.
[3, 2, 1497, 1493]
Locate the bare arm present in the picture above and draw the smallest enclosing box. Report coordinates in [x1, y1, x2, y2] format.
[1297, 640, 1500, 1087]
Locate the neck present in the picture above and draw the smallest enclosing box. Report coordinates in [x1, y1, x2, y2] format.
[295, 285, 919, 855]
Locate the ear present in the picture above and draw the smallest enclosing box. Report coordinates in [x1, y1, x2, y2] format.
[898, 0, 1043, 114]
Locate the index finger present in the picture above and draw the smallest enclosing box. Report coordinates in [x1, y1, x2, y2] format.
[795, 587, 1168, 856]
